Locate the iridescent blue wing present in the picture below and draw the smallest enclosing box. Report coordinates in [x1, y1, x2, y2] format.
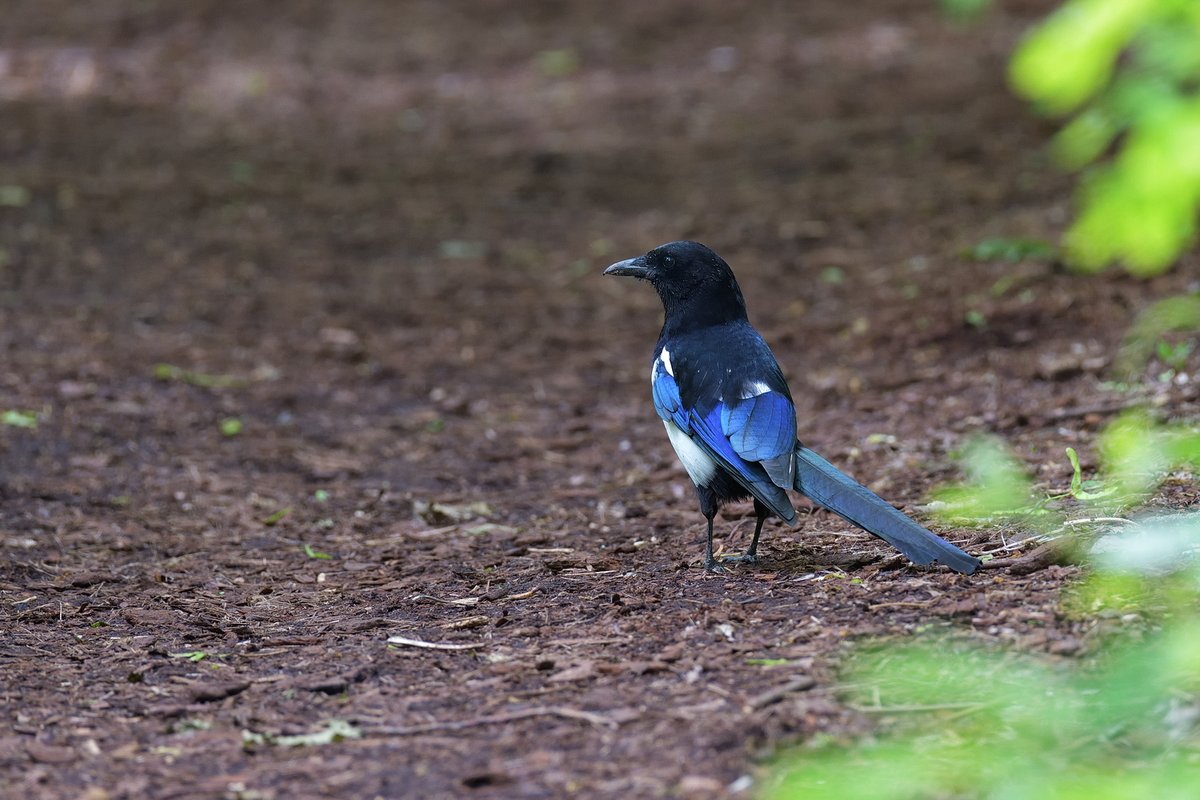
[720, 388, 797, 488]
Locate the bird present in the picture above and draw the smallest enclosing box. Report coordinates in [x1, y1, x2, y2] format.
[603, 240, 979, 575]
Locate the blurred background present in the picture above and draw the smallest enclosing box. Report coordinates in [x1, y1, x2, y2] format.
[4, 0, 1195, 503]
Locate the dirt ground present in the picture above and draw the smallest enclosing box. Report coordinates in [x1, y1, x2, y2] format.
[3, 1, 1199, 798]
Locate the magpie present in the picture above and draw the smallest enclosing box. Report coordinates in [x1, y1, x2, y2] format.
[604, 241, 979, 575]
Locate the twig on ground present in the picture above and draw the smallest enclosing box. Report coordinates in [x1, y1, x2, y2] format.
[977, 535, 1058, 556]
[1061, 517, 1134, 527]
[368, 705, 621, 735]
[386, 635, 484, 650]
[745, 675, 817, 711]
[543, 637, 633, 647]
[982, 539, 1078, 573]
[867, 599, 935, 610]
[412, 593, 480, 607]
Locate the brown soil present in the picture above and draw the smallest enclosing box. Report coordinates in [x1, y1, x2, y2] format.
[3, 2, 1198, 798]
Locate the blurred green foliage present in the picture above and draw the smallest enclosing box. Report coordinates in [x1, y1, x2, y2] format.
[2, 409, 39, 429]
[766, 410, 1200, 798]
[799, 9, 1200, 795]
[929, 436, 1044, 526]
[1117, 293, 1200, 376]
[963, 236, 1057, 263]
[930, 410, 1200, 533]
[939, 0, 993, 24]
[764, 513, 1200, 799]
[536, 48, 580, 78]
[1009, 0, 1200, 274]
[0, 185, 31, 207]
[154, 363, 244, 389]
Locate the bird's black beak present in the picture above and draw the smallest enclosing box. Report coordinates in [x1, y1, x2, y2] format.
[603, 255, 651, 279]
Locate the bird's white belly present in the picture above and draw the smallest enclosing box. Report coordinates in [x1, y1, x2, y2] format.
[663, 420, 718, 486]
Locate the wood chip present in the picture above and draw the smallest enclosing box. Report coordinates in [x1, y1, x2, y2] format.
[413, 593, 480, 607]
[185, 680, 251, 703]
[548, 661, 596, 683]
[983, 540, 1077, 574]
[369, 704, 621, 735]
[26, 741, 77, 764]
[744, 675, 816, 711]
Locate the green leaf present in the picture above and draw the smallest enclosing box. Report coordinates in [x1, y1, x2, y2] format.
[1117, 294, 1200, 375]
[262, 507, 292, 526]
[535, 48, 580, 78]
[0, 185, 31, 207]
[1053, 105, 1119, 169]
[2, 409, 38, 429]
[930, 436, 1047, 527]
[1098, 410, 1170, 504]
[242, 720, 362, 749]
[154, 363, 244, 389]
[1155, 338, 1193, 368]
[302, 543, 332, 560]
[1008, 1, 1200, 275]
[964, 237, 1057, 263]
[1009, 0, 1152, 115]
[1065, 446, 1112, 500]
[219, 418, 243, 437]
[819, 266, 845, 284]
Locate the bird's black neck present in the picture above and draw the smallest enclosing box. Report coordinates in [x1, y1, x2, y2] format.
[657, 277, 749, 337]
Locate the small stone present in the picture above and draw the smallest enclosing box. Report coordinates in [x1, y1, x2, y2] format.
[318, 327, 365, 360]
[1048, 636, 1082, 656]
[58, 380, 96, 399]
[26, 741, 77, 764]
[679, 775, 724, 796]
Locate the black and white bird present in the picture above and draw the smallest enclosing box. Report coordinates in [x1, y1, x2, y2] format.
[604, 241, 979, 575]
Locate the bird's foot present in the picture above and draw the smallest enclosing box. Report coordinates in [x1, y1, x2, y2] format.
[703, 557, 727, 574]
[720, 552, 759, 566]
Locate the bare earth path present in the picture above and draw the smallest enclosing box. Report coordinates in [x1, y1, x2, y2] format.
[2, 2, 1197, 797]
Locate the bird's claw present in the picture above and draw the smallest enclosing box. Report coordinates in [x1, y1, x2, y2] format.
[720, 552, 759, 566]
[703, 558, 727, 574]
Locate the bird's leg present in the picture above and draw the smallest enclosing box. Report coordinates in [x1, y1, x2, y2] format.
[722, 499, 769, 565]
[697, 487, 724, 573]
[745, 513, 766, 561]
[703, 514, 724, 573]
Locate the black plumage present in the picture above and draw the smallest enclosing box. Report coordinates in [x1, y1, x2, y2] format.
[604, 241, 979, 575]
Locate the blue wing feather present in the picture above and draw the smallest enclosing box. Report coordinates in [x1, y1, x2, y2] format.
[651, 361, 688, 430]
[721, 391, 796, 463]
[654, 359, 794, 520]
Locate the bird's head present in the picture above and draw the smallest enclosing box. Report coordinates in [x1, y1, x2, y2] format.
[603, 240, 747, 328]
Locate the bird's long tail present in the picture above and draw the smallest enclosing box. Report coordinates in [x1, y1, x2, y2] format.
[794, 445, 980, 575]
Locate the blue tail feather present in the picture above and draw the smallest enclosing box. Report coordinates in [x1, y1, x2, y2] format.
[794, 446, 979, 575]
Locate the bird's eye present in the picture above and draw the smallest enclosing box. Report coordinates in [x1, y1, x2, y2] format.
[661, 254, 674, 267]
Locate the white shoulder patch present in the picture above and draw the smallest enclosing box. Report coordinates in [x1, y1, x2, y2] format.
[659, 347, 674, 377]
[740, 380, 772, 399]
